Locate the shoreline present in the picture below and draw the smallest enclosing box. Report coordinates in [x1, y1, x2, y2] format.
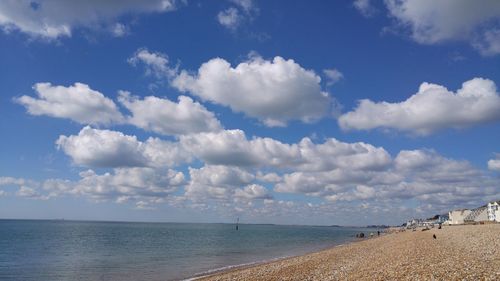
[186, 232, 384, 280]
[192, 224, 500, 280]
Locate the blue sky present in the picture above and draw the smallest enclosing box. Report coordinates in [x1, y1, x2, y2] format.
[1, 0, 500, 226]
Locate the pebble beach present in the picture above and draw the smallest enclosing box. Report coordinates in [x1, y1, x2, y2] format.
[197, 224, 500, 281]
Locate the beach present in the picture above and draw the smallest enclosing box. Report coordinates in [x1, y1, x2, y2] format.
[197, 224, 500, 280]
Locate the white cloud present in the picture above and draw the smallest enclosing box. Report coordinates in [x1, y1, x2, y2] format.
[3, 168, 185, 204]
[180, 129, 391, 174]
[179, 129, 266, 166]
[15, 80, 222, 136]
[0, 178, 49, 200]
[48, 124, 499, 219]
[326, 185, 376, 202]
[172, 55, 334, 126]
[339, 78, 500, 135]
[394, 150, 480, 183]
[473, 29, 500, 56]
[0, 177, 36, 187]
[73, 168, 185, 201]
[354, 0, 378, 18]
[217, 8, 241, 30]
[384, 0, 500, 55]
[56, 126, 190, 168]
[17, 186, 42, 198]
[15, 82, 124, 125]
[17, 167, 185, 203]
[185, 165, 255, 201]
[323, 68, 344, 86]
[141, 137, 192, 167]
[0, 0, 180, 39]
[56, 125, 391, 173]
[3, 143, 500, 222]
[128, 48, 177, 79]
[274, 169, 380, 196]
[234, 184, 271, 200]
[217, 0, 257, 30]
[274, 148, 499, 212]
[110, 23, 128, 37]
[256, 172, 282, 183]
[488, 155, 500, 171]
[118, 91, 222, 136]
[229, 0, 255, 13]
[57, 126, 148, 167]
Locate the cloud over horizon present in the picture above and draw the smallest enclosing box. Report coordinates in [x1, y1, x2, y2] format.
[0, 122, 491, 220]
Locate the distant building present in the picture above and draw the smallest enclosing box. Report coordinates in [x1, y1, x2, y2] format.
[487, 201, 500, 222]
[437, 214, 449, 224]
[464, 206, 488, 223]
[406, 218, 422, 228]
[448, 209, 471, 225]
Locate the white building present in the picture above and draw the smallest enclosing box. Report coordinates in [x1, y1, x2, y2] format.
[448, 209, 471, 225]
[464, 206, 488, 223]
[487, 201, 500, 222]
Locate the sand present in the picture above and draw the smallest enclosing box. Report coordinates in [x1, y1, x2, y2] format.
[197, 224, 500, 281]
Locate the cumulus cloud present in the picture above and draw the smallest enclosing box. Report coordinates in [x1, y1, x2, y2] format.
[217, 0, 257, 30]
[56, 126, 148, 167]
[55, 125, 391, 173]
[128, 48, 177, 79]
[0, 177, 50, 199]
[229, 0, 255, 12]
[353, 0, 378, 18]
[172, 55, 334, 126]
[14, 80, 222, 136]
[110, 22, 128, 37]
[14, 82, 124, 125]
[339, 78, 500, 135]
[17, 186, 45, 199]
[74, 168, 185, 201]
[185, 165, 255, 201]
[0, 0, 180, 39]
[4, 141, 500, 222]
[488, 154, 500, 171]
[274, 148, 499, 213]
[1, 167, 185, 204]
[118, 91, 222, 136]
[217, 8, 241, 30]
[323, 68, 344, 86]
[180, 129, 391, 171]
[56, 126, 190, 168]
[474, 29, 500, 56]
[234, 184, 271, 200]
[275, 169, 379, 196]
[46, 122, 500, 219]
[256, 172, 282, 183]
[384, 0, 500, 55]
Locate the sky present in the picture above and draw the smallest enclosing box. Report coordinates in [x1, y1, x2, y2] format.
[0, 0, 500, 226]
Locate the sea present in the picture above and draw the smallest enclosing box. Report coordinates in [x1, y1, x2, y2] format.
[0, 220, 377, 281]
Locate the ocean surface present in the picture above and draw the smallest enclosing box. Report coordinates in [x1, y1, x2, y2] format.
[0, 220, 376, 280]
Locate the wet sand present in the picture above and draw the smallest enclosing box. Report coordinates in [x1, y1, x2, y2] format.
[197, 224, 500, 280]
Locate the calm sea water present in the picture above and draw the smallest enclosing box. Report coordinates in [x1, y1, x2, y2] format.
[0, 220, 376, 280]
